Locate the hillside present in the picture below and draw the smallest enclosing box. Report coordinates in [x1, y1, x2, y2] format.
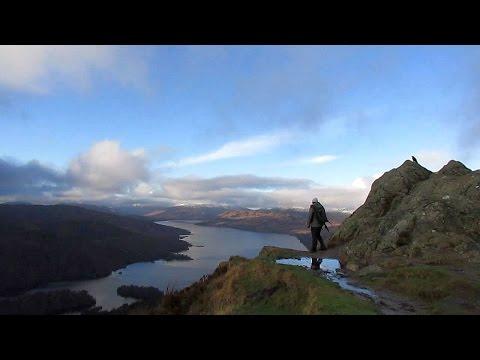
[144, 205, 233, 221]
[200, 208, 349, 247]
[0, 204, 191, 296]
[329, 160, 480, 314]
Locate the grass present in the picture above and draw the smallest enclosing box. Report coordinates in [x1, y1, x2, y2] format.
[155, 255, 378, 315]
[359, 264, 480, 314]
[258, 246, 307, 261]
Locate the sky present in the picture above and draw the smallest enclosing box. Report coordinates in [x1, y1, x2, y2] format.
[1, 45, 480, 211]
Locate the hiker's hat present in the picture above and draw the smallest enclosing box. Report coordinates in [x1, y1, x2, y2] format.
[312, 197, 318, 203]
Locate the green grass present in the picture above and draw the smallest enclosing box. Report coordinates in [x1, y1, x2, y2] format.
[156, 256, 378, 315]
[359, 264, 480, 314]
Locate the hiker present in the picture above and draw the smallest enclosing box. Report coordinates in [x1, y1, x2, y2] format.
[306, 197, 329, 252]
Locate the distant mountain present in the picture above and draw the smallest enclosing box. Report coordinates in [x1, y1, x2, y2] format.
[1, 201, 33, 206]
[57, 202, 117, 214]
[144, 205, 235, 221]
[140, 205, 350, 248]
[0, 204, 191, 296]
[200, 208, 350, 248]
[55, 202, 165, 217]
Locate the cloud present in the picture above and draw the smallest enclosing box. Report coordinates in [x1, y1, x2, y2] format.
[163, 132, 292, 167]
[67, 140, 149, 193]
[225, 47, 330, 130]
[414, 150, 453, 172]
[278, 154, 338, 168]
[203, 46, 400, 136]
[0, 151, 371, 210]
[351, 173, 382, 190]
[301, 155, 338, 164]
[0, 158, 68, 198]
[265, 185, 370, 211]
[0, 45, 150, 94]
[0, 137, 371, 211]
[0, 140, 152, 204]
[159, 174, 367, 210]
[162, 174, 312, 196]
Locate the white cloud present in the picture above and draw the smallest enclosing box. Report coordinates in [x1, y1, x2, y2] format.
[278, 154, 338, 168]
[158, 173, 369, 210]
[1, 147, 374, 210]
[265, 185, 369, 211]
[0, 45, 149, 94]
[351, 172, 382, 190]
[67, 140, 148, 192]
[351, 177, 370, 190]
[133, 182, 155, 197]
[414, 150, 453, 172]
[302, 155, 338, 164]
[163, 132, 292, 167]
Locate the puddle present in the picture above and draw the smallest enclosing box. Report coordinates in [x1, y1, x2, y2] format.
[276, 257, 376, 299]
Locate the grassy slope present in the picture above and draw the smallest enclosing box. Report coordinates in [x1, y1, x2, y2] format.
[355, 263, 480, 314]
[133, 250, 378, 315]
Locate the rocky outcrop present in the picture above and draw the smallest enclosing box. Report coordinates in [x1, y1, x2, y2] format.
[330, 160, 480, 270]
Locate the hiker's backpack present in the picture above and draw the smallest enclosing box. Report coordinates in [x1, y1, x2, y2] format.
[312, 203, 329, 228]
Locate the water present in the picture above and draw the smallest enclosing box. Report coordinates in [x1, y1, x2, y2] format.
[275, 257, 376, 299]
[31, 220, 307, 311]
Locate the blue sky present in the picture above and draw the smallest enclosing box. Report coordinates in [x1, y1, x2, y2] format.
[1, 45, 479, 210]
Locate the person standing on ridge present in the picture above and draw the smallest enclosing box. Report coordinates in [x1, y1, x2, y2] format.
[306, 198, 329, 252]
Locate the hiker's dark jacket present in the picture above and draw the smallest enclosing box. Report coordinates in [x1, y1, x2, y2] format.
[306, 202, 328, 228]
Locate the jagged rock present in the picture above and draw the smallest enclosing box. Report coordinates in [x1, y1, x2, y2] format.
[437, 160, 472, 176]
[330, 159, 480, 269]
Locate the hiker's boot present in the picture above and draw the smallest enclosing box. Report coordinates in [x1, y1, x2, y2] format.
[319, 241, 327, 251]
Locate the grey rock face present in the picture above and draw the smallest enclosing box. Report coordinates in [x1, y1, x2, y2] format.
[330, 160, 480, 269]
